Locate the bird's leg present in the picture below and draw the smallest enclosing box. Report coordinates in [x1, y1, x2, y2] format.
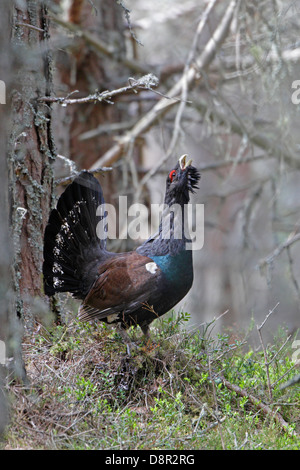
[141, 324, 155, 351]
[116, 324, 137, 356]
[140, 324, 150, 338]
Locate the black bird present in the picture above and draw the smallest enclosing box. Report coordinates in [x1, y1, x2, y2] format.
[43, 155, 200, 352]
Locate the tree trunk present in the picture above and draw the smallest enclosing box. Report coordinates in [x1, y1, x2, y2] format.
[54, 0, 127, 170]
[0, 1, 13, 435]
[9, 1, 56, 319]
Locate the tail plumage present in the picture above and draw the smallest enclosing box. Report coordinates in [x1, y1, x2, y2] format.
[43, 171, 108, 299]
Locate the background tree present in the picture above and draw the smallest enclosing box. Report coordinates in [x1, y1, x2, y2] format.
[9, 1, 55, 316]
[0, 0, 12, 437]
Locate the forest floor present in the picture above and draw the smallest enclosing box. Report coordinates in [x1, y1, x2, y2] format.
[2, 307, 300, 450]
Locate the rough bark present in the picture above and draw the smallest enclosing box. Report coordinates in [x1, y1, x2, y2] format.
[0, 1, 13, 436]
[9, 1, 56, 319]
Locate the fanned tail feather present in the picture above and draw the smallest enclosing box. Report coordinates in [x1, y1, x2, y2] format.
[43, 171, 108, 299]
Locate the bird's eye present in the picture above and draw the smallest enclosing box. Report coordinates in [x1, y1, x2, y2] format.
[169, 170, 177, 182]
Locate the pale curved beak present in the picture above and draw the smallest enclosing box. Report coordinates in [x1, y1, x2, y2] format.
[179, 154, 192, 170]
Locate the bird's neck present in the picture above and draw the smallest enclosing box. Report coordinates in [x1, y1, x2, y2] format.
[158, 202, 188, 251]
[139, 199, 191, 257]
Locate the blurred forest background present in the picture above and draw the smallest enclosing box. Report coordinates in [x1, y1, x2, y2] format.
[1, 0, 300, 432]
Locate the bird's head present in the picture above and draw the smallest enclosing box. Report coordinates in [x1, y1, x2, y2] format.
[165, 155, 200, 205]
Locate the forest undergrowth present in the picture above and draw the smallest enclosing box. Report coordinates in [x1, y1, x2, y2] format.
[3, 306, 300, 450]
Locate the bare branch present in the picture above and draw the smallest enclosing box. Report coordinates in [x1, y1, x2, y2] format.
[89, 0, 238, 176]
[78, 120, 137, 141]
[168, 0, 219, 154]
[55, 167, 113, 186]
[259, 233, 300, 270]
[221, 375, 298, 437]
[194, 97, 300, 170]
[280, 373, 300, 390]
[256, 303, 280, 400]
[38, 74, 159, 106]
[49, 13, 150, 75]
[15, 22, 45, 33]
[116, 0, 143, 46]
[198, 154, 273, 172]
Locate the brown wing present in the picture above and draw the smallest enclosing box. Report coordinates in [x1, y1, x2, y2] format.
[78, 251, 161, 322]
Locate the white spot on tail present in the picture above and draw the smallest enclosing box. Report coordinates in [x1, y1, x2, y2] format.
[145, 262, 158, 274]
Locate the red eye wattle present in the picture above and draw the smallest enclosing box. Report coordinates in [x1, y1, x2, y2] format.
[169, 170, 176, 182]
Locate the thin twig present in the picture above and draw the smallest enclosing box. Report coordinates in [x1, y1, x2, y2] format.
[273, 363, 297, 390]
[194, 97, 300, 171]
[134, 0, 238, 199]
[221, 376, 298, 437]
[256, 303, 280, 400]
[38, 74, 159, 106]
[89, 0, 238, 175]
[208, 354, 226, 449]
[78, 120, 138, 141]
[117, 0, 143, 46]
[206, 309, 229, 450]
[197, 154, 273, 172]
[286, 246, 300, 302]
[259, 233, 300, 271]
[269, 335, 291, 369]
[55, 167, 112, 185]
[279, 373, 300, 390]
[49, 13, 150, 75]
[15, 22, 45, 33]
[257, 302, 280, 332]
[165, 0, 219, 164]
